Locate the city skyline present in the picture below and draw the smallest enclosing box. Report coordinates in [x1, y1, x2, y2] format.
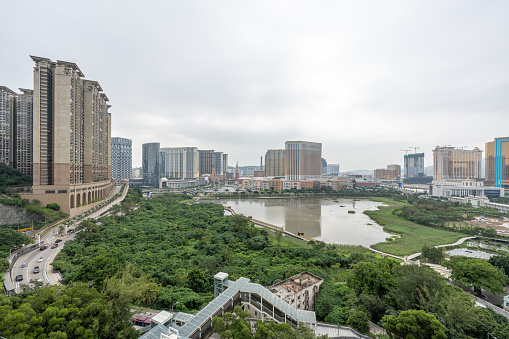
[2, 1, 509, 170]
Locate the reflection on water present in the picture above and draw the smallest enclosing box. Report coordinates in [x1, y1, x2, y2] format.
[212, 198, 392, 247]
[446, 248, 495, 259]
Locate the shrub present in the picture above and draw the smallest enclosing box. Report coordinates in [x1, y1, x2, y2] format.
[46, 203, 60, 211]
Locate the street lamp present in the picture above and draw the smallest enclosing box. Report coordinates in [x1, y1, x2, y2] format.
[171, 301, 179, 313]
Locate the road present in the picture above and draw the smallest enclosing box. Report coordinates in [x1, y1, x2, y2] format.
[8, 183, 127, 293]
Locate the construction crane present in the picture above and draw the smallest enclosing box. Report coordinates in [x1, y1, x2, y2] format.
[399, 149, 411, 156]
[408, 147, 420, 154]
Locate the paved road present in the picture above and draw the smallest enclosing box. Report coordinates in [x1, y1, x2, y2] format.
[8, 183, 128, 292]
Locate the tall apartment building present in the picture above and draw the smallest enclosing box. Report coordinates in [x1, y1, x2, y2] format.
[142, 142, 160, 187]
[285, 141, 322, 180]
[321, 158, 327, 175]
[404, 153, 425, 178]
[160, 147, 199, 179]
[0, 87, 16, 167]
[0, 86, 33, 177]
[432, 146, 482, 181]
[485, 137, 509, 188]
[198, 150, 214, 176]
[374, 164, 401, 180]
[25, 56, 113, 216]
[111, 137, 132, 179]
[265, 149, 285, 177]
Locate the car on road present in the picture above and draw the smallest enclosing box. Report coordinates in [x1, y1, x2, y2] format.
[21, 263, 27, 268]
[38, 257, 44, 262]
[55, 239, 62, 243]
[40, 246, 48, 251]
[33, 266, 40, 274]
[15, 275, 23, 281]
[50, 244, 58, 249]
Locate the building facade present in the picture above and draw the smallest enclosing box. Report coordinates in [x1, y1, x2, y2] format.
[0, 87, 16, 167]
[326, 163, 339, 175]
[374, 164, 401, 180]
[160, 147, 199, 179]
[485, 137, 509, 188]
[198, 150, 214, 176]
[111, 137, 132, 179]
[24, 56, 113, 216]
[265, 149, 285, 177]
[404, 153, 424, 178]
[142, 142, 160, 187]
[432, 146, 482, 181]
[285, 141, 322, 180]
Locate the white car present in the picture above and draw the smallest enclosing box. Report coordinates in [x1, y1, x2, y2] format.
[38, 257, 44, 262]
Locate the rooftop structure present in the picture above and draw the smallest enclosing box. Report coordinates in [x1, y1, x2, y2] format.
[140, 272, 320, 339]
[268, 272, 323, 311]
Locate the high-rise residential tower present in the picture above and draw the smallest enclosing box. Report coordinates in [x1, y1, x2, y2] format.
[285, 141, 322, 180]
[485, 137, 509, 188]
[432, 146, 482, 181]
[111, 137, 132, 180]
[25, 56, 113, 215]
[0, 86, 17, 167]
[142, 142, 160, 186]
[0, 86, 34, 178]
[160, 147, 199, 179]
[265, 149, 285, 177]
[404, 153, 425, 178]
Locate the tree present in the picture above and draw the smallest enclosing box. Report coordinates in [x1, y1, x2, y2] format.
[421, 245, 444, 265]
[275, 229, 283, 248]
[359, 294, 388, 323]
[488, 255, 509, 276]
[383, 309, 447, 339]
[347, 259, 398, 297]
[449, 258, 505, 296]
[46, 203, 60, 211]
[346, 310, 370, 334]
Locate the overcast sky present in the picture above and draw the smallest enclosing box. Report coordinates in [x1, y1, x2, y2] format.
[2, 0, 508, 171]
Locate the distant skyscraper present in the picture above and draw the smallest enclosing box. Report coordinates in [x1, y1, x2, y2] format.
[214, 151, 224, 175]
[432, 146, 482, 181]
[285, 141, 322, 180]
[0, 86, 32, 177]
[0, 86, 17, 167]
[321, 158, 327, 174]
[223, 154, 228, 175]
[199, 150, 214, 176]
[404, 153, 425, 178]
[485, 137, 509, 188]
[111, 137, 132, 179]
[265, 149, 285, 177]
[142, 142, 160, 186]
[160, 147, 199, 179]
[13, 89, 33, 178]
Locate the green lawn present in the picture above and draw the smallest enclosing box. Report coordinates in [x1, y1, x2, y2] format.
[367, 198, 469, 256]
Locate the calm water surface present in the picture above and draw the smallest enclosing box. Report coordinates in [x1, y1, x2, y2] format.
[212, 198, 392, 247]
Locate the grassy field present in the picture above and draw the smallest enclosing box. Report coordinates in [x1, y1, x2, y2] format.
[367, 198, 470, 256]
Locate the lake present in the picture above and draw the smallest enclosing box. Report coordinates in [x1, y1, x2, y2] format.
[210, 197, 392, 247]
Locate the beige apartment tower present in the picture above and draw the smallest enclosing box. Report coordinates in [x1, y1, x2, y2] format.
[285, 141, 322, 180]
[432, 146, 482, 181]
[265, 149, 285, 177]
[25, 56, 113, 216]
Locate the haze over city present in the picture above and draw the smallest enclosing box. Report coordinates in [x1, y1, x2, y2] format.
[2, 0, 509, 170]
